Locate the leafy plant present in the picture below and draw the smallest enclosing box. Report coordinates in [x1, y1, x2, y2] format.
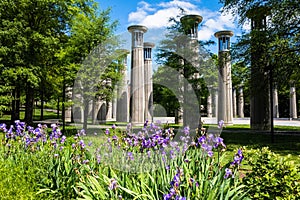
[243, 147, 300, 199]
[77, 122, 248, 199]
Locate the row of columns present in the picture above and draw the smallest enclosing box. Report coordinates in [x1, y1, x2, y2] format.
[128, 25, 155, 125]
[207, 86, 244, 118]
[206, 83, 298, 119]
[65, 14, 298, 126]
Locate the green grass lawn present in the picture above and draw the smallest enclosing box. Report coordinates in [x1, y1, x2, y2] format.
[78, 123, 300, 167]
[0, 108, 58, 122]
[221, 124, 300, 131]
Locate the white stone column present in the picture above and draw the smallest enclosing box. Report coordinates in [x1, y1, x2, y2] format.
[212, 87, 218, 117]
[65, 87, 72, 122]
[273, 83, 279, 118]
[116, 49, 129, 122]
[128, 25, 147, 125]
[207, 86, 213, 117]
[144, 42, 155, 122]
[290, 82, 297, 119]
[215, 30, 234, 125]
[105, 79, 113, 121]
[180, 14, 203, 129]
[238, 86, 244, 118]
[232, 87, 237, 118]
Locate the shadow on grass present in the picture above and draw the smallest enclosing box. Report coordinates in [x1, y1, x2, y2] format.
[222, 131, 300, 159]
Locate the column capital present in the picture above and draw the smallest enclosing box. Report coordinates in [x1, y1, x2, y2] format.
[180, 14, 203, 39]
[143, 42, 155, 49]
[116, 49, 130, 55]
[214, 30, 234, 38]
[127, 25, 148, 33]
[215, 30, 234, 52]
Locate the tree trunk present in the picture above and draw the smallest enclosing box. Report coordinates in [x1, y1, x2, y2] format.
[10, 85, 20, 124]
[57, 97, 60, 119]
[40, 87, 44, 120]
[83, 100, 89, 130]
[25, 85, 34, 125]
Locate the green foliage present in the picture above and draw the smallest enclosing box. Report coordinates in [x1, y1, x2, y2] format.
[243, 147, 300, 199]
[37, 140, 93, 199]
[0, 122, 97, 199]
[0, 145, 48, 199]
[0, 85, 12, 116]
[0, 0, 118, 124]
[77, 125, 248, 199]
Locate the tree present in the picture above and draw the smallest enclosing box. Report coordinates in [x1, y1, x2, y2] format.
[155, 11, 215, 130]
[63, 6, 120, 130]
[0, 0, 118, 126]
[221, 0, 300, 130]
[153, 66, 181, 117]
[0, 0, 93, 124]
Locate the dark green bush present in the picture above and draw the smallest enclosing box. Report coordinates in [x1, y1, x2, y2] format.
[243, 147, 300, 200]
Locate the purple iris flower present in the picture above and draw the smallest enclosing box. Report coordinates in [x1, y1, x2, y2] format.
[127, 152, 134, 160]
[198, 135, 206, 144]
[79, 140, 85, 149]
[218, 120, 224, 129]
[144, 120, 148, 128]
[60, 135, 66, 144]
[0, 123, 7, 132]
[183, 126, 190, 135]
[163, 193, 172, 200]
[82, 159, 89, 164]
[108, 178, 118, 190]
[224, 168, 233, 179]
[231, 149, 244, 166]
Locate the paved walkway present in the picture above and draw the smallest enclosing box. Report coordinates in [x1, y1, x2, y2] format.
[202, 117, 300, 127]
[153, 117, 300, 127]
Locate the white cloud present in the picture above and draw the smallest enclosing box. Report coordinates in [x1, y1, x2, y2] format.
[158, 0, 197, 10]
[128, 1, 155, 22]
[128, 0, 201, 29]
[198, 11, 236, 40]
[128, 0, 239, 42]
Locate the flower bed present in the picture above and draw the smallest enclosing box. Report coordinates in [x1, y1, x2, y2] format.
[4, 120, 298, 199]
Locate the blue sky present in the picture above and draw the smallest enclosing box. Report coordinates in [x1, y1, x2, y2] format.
[96, 0, 249, 54]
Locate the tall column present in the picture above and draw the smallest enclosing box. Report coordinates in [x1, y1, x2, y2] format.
[116, 49, 130, 122]
[207, 86, 213, 118]
[128, 25, 148, 125]
[144, 42, 155, 122]
[112, 98, 116, 120]
[247, 7, 271, 130]
[214, 30, 234, 125]
[238, 86, 244, 118]
[232, 87, 237, 118]
[180, 14, 203, 129]
[105, 79, 113, 121]
[273, 83, 279, 118]
[65, 87, 72, 122]
[213, 87, 218, 117]
[290, 82, 297, 119]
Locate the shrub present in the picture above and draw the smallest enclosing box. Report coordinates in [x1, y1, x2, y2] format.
[243, 147, 300, 199]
